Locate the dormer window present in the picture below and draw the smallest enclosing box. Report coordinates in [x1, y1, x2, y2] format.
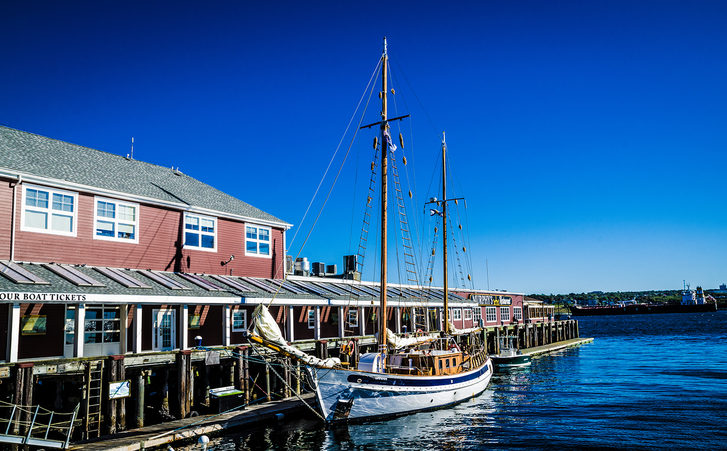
[94, 197, 139, 243]
[245, 224, 271, 257]
[184, 213, 216, 251]
[21, 185, 77, 236]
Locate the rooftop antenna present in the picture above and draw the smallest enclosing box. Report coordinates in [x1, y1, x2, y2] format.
[130, 137, 135, 160]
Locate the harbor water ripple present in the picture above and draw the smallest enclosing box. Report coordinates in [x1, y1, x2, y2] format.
[198, 311, 727, 450]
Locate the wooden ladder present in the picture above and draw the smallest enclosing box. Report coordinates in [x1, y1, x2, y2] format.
[84, 360, 104, 439]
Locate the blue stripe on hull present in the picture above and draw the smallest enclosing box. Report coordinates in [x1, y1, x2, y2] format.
[346, 364, 489, 388]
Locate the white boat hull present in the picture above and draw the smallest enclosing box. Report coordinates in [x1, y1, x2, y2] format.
[308, 358, 494, 422]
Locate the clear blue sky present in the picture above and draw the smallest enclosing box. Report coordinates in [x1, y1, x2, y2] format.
[2, 1, 726, 294]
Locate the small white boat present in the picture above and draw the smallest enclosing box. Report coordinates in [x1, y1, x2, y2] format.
[491, 336, 531, 369]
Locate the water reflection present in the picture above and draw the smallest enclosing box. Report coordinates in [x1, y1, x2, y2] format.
[190, 312, 727, 450]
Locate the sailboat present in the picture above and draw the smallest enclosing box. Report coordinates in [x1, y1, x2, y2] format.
[247, 38, 493, 423]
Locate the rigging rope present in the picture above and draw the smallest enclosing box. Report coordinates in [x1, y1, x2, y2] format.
[264, 60, 381, 309]
[287, 58, 382, 252]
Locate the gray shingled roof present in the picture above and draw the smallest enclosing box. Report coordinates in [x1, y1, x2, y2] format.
[0, 125, 288, 226]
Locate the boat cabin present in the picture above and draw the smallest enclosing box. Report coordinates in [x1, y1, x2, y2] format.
[386, 350, 464, 376]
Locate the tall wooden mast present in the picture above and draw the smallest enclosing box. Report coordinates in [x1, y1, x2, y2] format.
[379, 37, 389, 351]
[441, 132, 449, 335]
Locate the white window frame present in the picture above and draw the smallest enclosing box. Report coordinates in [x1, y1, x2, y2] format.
[231, 309, 247, 332]
[464, 308, 473, 320]
[245, 223, 272, 258]
[183, 212, 217, 252]
[514, 307, 523, 321]
[451, 308, 462, 321]
[500, 306, 510, 322]
[485, 306, 497, 323]
[473, 308, 482, 323]
[20, 184, 78, 237]
[93, 196, 140, 244]
[347, 308, 359, 328]
[307, 309, 315, 329]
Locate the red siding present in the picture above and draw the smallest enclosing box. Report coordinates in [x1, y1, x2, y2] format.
[18, 303, 64, 359]
[0, 180, 13, 260]
[11, 184, 286, 278]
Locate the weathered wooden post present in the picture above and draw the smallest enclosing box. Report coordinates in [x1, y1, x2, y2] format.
[105, 355, 125, 434]
[315, 340, 329, 359]
[117, 358, 126, 432]
[135, 371, 145, 428]
[295, 361, 301, 395]
[160, 368, 171, 419]
[235, 346, 250, 405]
[176, 350, 192, 418]
[284, 357, 292, 398]
[351, 337, 360, 368]
[575, 320, 580, 338]
[13, 363, 34, 435]
[492, 328, 497, 354]
[265, 363, 271, 402]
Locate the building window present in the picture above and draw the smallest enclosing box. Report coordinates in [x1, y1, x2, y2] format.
[307, 309, 315, 329]
[464, 309, 473, 320]
[473, 308, 482, 323]
[65, 307, 75, 345]
[84, 306, 121, 344]
[500, 306, 510, 322]
[485, 307, 497, 322]
[451, 308, 462, 321]
[184, 213, 216, 251]
[94, 197, 139, 243]
[348, 308, 359, 327]
[22, 185, 77, 236]
[514, 307, 523, 321]
[232, 309, 247, 332]
[245, 224, 271, 257]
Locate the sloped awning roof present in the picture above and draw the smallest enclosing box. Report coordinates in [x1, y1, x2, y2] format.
[0, 261, 475, 307]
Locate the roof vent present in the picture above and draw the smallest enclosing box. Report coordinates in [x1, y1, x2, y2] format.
[172, 166, 183, 176]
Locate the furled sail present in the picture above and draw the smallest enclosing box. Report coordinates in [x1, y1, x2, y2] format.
[384, 328, 436, 349]
[251, 304, 341, 369]
[448, 322, 482, 335]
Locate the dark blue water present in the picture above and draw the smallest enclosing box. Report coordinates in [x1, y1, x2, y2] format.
[190, 311, 727, 450]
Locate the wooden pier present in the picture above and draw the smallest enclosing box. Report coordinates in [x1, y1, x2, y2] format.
[62, 320, 590, 450]
[0, 319, 586, 449]
[70, 393, 316, 451]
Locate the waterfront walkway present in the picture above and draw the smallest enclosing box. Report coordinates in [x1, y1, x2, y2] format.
[71, 393, 316, 451]
[522, 337, 593, 356]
